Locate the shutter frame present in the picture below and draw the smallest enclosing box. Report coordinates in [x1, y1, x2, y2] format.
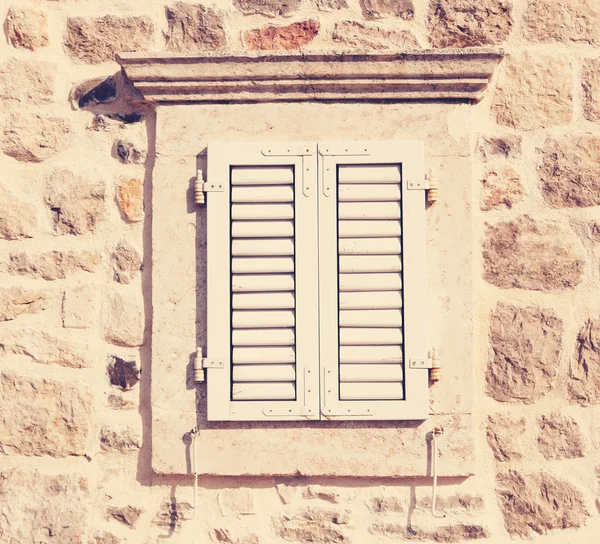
[318, 141, 428, 420]
[206, 143, 320, 421]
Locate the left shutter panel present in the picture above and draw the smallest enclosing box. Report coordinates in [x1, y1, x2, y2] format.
[207, 143, 320, 421]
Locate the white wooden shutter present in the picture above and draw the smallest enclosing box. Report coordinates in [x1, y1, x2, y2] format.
[318, 141, 428, 420]
[206, 143, 320, 421]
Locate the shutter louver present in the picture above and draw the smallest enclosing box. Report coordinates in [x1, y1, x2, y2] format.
[230, 166, 297, 402]
[337, 165, 404, 401]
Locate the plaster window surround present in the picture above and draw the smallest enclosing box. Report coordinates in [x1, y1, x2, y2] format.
[117, 49, 503, 477]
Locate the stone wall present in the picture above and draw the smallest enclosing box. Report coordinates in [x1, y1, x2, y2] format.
[1, 0, 600, 543]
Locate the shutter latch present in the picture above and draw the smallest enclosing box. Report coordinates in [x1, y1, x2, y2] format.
[193, 347, 224, 382]
[194, 170, 224, 205]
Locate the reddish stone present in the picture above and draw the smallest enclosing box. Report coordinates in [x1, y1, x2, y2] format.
[244, 20, 319, 51]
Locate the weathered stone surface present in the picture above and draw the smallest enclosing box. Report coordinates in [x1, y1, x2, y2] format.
[46, 169, 105, 235]
[107, 355, 140, 390]
[0, 112, 71, 162]
[0, 329, 94, 369]
[537, 136, 600, 207]
[583, 59, 600, 122]
[416, 494, 485, 513]
[363, 0, 414, 19]
[244, 20, 320, 50]
[0, 287, 48, 322]
[116, 178, 144, 222]
[107, 505, 142, 527]
[210, 529, 260, 544]
[112, 241, 142, 284]
[332, 20, 419, 50]
[367, 495, 404, 513]
[0, 185, 37, 240]
[410, 524, 490, 541]
[274, 507, 349, 543]
[316, 0, 348, 10]
[218, 488, 256, 516]
[480, 166, 523, 211]
[476, 135, 522, 163]
[303, 485, 341, 503]
[570, 319, 600, 405]
[5, 6, 49, 50]
[104, 289, 145, 347]
[483, 216, 584, 291]
[0, 468, 89, 542]
[107, 394, 135, 410]
[537, 414, 584, 459]
[0, 58, 55, 105]
[62, 285, 97, 329]
[165, 2, 227, 52]
[0, 371, 93, 456]
[90, 113, 143, 131]
[487, 303, 563, 403]
[428, 0, 512, 48]
[91, 532, 122, 544]
[492, 52, 572, 130]
[65, 16, 154, 64]
[233, 0, 302, 17]
[152, 500, 192, 531]
[369, 522, 405, 536]
[114, 139, 146, 164]
[100, 425, 141, 453]
[496, 471, 588, 537]
[5, 250, 101, 280]
[524, 0, 600, 44]
[277, 483, 298, 504]
[72, 76, 118, 109]
[486, 413, 526, 462]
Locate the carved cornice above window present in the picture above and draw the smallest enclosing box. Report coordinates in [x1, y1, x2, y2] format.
[117, 49, 503, 104]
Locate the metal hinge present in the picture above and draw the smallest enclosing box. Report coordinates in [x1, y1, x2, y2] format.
[406, 178, 430, 191]
[193, 347, 223, 383]
[262, 144, 315, 156]
[194, 170, 224, 205]
[409, 357, 432, 369]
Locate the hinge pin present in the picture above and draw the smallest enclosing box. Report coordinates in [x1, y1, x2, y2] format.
[193, 347, 204, 382]
[195, 170, 205, 205]
[427, 170, 439, 203]
[430, 347, 441, 382]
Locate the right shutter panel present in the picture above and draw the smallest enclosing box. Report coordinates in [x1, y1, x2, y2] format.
[318, 142, 428, 420]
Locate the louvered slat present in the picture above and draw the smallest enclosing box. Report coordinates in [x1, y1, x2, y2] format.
[337, 163, 404, 402]
[230, 165, 297, 402]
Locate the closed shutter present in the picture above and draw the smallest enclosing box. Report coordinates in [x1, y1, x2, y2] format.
[207, 143, 320, 421]
[318, 142, 428, 420]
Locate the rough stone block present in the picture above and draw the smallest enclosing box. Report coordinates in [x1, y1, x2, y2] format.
[492, 52, 572, 130]
[486, 413, 526, 462]
[537, 414, 584, 459]
[116, 178, 144, 222]
[273, 507, 350, 543]
[583, 59, 600, 122]
[316, 0, 348, 10]
[218, 488, 256, 516]
[367, 495, 404, 513]
[428, 0, 513, 48]
[0, 287, 49, 322]
[0, 329, 95, 368]
[4, 250, 101, 280]
[104, 288, 145, 347]
[62, 285, 97, 329]
[107, 355, 140, 390]
[72, 76, 118, 109]
[46, 168, 105, 235]
[165, 2, 226, 52]
[0, 185, 37, 240]
[65, 15, 154, 64]
[112, 241, 142, 284]
[362, 0, 414, 19]
[0, 58, 55, 105]
[496, 471, 588, 537]
[524, 0, 600, 44]
[332, 21, 419, 50]
[537, 136, 600, 207]
[0, 468, 89, 541]
[233, 0, 302, 17]
[476, 135, 522, 162]
[0, 112, 71, 162]
[480, 166, 523, 211]
[487, 303, 563, 403]
[244, 20, 320, 50]
[570, 319, 600, 405]
[114, 139, 147, 164]
[100, 424, 141, 453]
[0, 371, 93, 456]
[106, 505, 142, 527]
[483, 216, 585, 291]
[5, 6, 49, 50]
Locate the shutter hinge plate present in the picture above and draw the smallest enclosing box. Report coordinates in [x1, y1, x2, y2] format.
[409, 358, 432, 369]
[319, 144, 370, 156]
[203, 358, 224, 369]
[202, 182, 224, 192]
[406, 179, 430, 190]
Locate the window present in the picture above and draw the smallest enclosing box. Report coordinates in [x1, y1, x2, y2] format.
[206, 141, 427, 421]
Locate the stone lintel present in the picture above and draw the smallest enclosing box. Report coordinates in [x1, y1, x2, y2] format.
[117, 49, 503, 103]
